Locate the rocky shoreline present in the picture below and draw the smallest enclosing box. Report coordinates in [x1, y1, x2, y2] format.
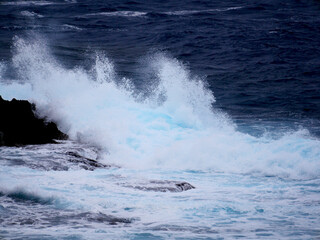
[0, 96, 195, 193]
[0, 96, 67, 146]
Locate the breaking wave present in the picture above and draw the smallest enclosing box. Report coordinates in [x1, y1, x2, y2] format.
[162, 7, 243, 16]
[81, 7, 243, 18]
[0, 36, 319, 179]
[85, 11, 147, 17]
[20, 11, 44, 18]
[1, 1, 56, 6]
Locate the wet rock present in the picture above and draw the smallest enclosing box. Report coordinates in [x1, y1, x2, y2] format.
[173, 181, 195, 192]
[76, 212, 132, 225]
[1, 142, 114, 171]
[66, 151, 114, 170]
[0, 96, 67, 146]
[123, 180, 195, 192]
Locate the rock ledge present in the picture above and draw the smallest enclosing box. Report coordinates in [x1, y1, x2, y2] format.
[0, 96, 67, 146]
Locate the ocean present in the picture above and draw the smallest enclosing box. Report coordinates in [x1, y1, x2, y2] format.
[0, 0, 320, 239]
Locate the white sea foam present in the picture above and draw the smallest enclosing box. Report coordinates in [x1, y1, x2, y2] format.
[1, 37, 320, 179]
[20, 11, 43, 18]
[1, 158, 319, 239]
[85, 11, 147, 18]
[163, 7, 243, 16]
[1, 1, 55, 6]
[61, 24, 82, 31]
[83, 7, 243, 18]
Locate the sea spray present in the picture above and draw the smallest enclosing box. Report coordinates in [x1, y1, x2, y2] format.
[0, 37, 320, 179]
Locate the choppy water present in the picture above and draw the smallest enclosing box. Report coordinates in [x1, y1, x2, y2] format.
[1, 142, 320, 239]
[1, 0, 320, 239]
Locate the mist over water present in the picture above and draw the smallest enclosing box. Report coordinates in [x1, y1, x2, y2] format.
[1, 37, 319, 179]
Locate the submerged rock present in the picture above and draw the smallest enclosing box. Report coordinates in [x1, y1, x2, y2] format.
[66, 151, 115, 170]
[1, 142, 114, 171]
[123, 180, 195, 192]
[0, 96, 67, 146]
[76, 212, 132, 225]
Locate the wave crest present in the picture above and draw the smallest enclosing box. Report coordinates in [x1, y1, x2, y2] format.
[0, 37, 319, 179]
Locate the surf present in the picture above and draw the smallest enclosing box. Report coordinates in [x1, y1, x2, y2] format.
[0, 36, 319, 179]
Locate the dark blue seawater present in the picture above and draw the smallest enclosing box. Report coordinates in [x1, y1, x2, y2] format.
[1, 1, 320, 239]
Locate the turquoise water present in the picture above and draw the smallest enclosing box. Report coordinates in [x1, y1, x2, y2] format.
[1, 142, 320, 239]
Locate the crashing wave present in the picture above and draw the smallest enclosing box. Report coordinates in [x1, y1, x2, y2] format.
[0, 36, 319, 179]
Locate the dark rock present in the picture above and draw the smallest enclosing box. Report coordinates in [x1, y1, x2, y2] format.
[123, 180, 195, 192]
[1, 143, 114, 171]
[76, 212, 132, 225]
[66, 151, 114, 170]
[173, 181, 195, 192]
[0, 96, 68, 146]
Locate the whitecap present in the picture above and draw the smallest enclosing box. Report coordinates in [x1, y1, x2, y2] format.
[1, 1, 55, 6]
[61, 24, 82, 31]
[20, 11, 43, 18]
[163, 7, 243, 16]
[85, 11, 147, 18]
